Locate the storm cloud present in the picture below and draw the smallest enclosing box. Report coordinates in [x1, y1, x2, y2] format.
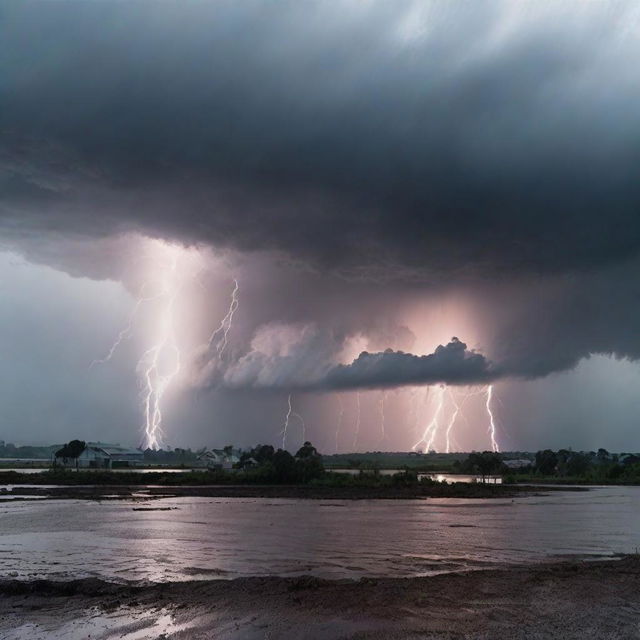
[322, 339, 498, 390]
[2, 1, 640, 279]
[2, 1, 640, 448]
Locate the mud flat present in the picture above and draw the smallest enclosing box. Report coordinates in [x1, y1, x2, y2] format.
[1, 556, 638, 639]
[0, 480, 586, 502]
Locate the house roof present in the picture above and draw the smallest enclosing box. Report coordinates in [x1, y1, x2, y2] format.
[87, 442, 142, 457]
[197, 448, 240, 461]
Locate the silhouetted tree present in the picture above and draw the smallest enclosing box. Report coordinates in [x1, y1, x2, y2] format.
[272, 449, 298, 482]
[294, 441, 324, 482]
[462, 451, 503, 481]
[55, 440, 86, 470]
[566, 452, 591, 476]
[535, 449, 558, 475]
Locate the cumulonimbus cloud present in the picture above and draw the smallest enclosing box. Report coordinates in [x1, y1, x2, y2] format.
[3, 0, 640, 407]
[2, 1, 640, 281]
[320, 338, 499, 390]
[198, 333, 499, 392]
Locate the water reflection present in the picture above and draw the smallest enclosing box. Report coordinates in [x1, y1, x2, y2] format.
[0, 486, 638, 583]
[330, 469, 502, 483]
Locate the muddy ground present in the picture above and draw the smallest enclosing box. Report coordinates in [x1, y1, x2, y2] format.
[1, 556, 639, 639]
[0, 481, 586, 502]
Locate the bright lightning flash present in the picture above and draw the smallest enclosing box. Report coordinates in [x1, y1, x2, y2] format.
[207, 279, 239, 358]
[335, 395, 344, 453]
[92, 238, 210, 450]
[413, 385, 445, 453]
[281, 394, 293, 449]
[137, 244, 185, 450]
[280, 394, 306, 450]
[353, 391, 361, 448]
[486, 384, 500, 453]
[379, 391, 387, 443]
[445, 389, 460, 454]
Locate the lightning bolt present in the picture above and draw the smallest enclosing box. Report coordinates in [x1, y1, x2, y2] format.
[207, 279, 239, 358]
[335, 395, 344, 453]
[138, 247, 183, 450]
[444, 388, 484, 453]
[293, 409, 306, 446]
[353, 391, 361, 449]
[412, 385, 445, 452]
[90, 284, 164, 367]
[486, 384, 500, 453]
[280, 394, 305, 449]
[281, 394, 293, 449]
[445, 389, 460, 454]
[407, 387, 422, 442]
[91, 238, 240, 450]
[379, 391, 387, 443]
[90, 240, 194, 450]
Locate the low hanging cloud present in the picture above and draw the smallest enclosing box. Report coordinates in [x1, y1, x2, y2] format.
[320, 338, 498, 390]
[198, 331, 498, 392]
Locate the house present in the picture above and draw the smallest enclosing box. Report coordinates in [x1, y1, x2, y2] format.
[238, 456, 259, 469]
[54, 442, 143, 469]
[197, 448, 240, 470]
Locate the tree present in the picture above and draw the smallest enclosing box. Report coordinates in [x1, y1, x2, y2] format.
[294, 441, 324, 482]
[272, 449, 297, 482]
[54, 439, 86, 470]
[295, 441, 319, 459]
[239, 444, 274, 466]
[535, 449, 558, 475]
[462, 451, 503, 481]
[566, 452, 591, 476]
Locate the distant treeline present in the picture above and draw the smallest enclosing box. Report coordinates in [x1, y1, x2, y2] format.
[0, 442, 56, 459]
[504, 448, 640, 484]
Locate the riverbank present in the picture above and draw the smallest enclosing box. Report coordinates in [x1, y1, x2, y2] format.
[1, 468, 593, 500]
[0, 480, 552, 501]
[1, 556, 638, 639]
[510, 474, 640, 486]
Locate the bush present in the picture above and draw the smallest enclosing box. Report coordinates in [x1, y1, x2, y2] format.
[390, 470, 419, 487]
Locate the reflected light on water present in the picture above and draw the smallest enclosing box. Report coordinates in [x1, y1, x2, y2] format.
[0, 486, 638, 583]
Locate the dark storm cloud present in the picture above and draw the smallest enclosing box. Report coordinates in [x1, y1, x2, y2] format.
[3, 0, 640, 423]
[207, 335, 497, 391]
[2, 1, 640, 278]
[321, 338, 498, 390]
[472, 256, 640, 380]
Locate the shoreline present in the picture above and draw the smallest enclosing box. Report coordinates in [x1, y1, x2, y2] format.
[2, 556, 639, 638]
[0, 481, 587, 501]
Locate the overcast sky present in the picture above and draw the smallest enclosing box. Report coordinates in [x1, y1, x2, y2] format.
[1, 1, 640, 452]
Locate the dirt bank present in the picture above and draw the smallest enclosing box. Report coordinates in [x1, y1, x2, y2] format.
[1, 556, 638, 639]
[0, 480, 587, 501]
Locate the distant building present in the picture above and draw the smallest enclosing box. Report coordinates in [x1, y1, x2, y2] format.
[503, 459, 532, 469]
[238, 456, 259, 469]
[197, 448, 240, 470]
[54, 442, 143, 469]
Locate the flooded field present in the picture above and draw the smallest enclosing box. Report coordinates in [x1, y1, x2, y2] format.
[0, 486, 638, 583]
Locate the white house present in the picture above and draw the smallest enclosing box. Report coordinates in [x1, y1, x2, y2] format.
[197, 448, 240, 470]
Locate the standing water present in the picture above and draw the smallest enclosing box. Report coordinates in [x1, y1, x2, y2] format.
[0, 486, 638, 583]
